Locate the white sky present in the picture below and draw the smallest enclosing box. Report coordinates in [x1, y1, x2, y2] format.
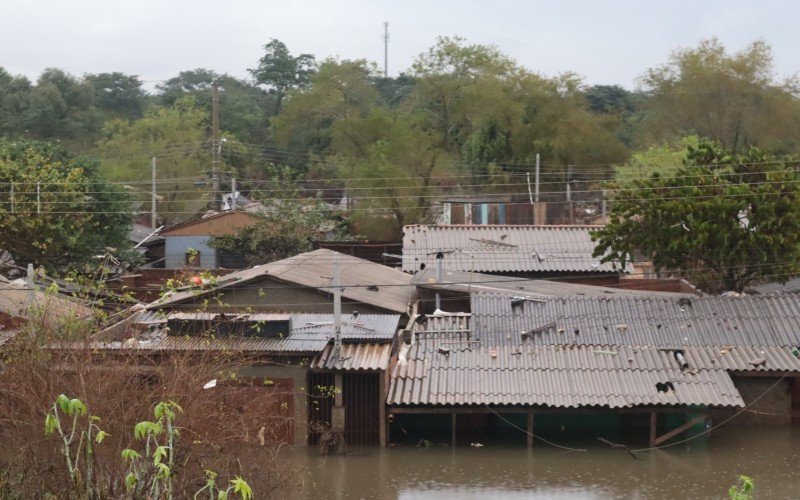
[2, 0, 798, 90]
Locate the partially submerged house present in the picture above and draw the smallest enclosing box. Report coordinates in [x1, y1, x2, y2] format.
[402, 225, 631, 284]
[387, 292, 800, 447]
[92, 249, 417, 446]
[88, 310, 401, 446]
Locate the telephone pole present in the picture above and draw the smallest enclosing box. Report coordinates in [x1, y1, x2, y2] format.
[151, 156, 157, 228]
[383, 21, 389, 78]
[211, 80, 221, 210]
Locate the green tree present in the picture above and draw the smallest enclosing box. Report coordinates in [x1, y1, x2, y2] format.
[0, 67, 32, 137]
[0, 139, 134, 273]
[98, 97, 210, 224]
[271, 58, 380, 158]
[23, 68, 99, 144]
[249, 39, 316, 114]
[157, 69, 273, 145]
[593, 139, 800, 292]
[640, 38, 800, 153]
[209, 166, 348, 265]
[85, 72, 147, 121]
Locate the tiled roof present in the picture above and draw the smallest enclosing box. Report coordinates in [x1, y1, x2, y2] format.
[402, 225, 630, 274]
[151, 249, 416, 314]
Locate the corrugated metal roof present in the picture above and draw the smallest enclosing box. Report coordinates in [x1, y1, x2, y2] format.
[86, 313, 400, 354]
[311, 343, 392, 371]
[0, 275, 95, 329]
[470, 293, 800, 347]
[412, 269, 686, 298]
[388, 343, 743, 408]
[402, 225, 630, 274]
[388, 293, 800, 408]
[754, 278, 800, 294]
[151, 249, 416, 314]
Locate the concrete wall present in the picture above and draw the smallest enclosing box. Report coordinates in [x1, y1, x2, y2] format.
[164, 235, 216, 269]
[238, 364, 309, 446]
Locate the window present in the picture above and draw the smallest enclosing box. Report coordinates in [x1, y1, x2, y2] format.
[185, 249, 201, 267]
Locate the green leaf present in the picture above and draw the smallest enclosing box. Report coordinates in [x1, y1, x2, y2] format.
[68, 398, 87, 417]
[121, 448, 140, 461]
[56, 394, 70, 414]
[230, 476, 253, 500]
[44, 413, 58, 435]
[124, 472, 137, 491]
[219, 491, 229, 500]
[155, 462, 171, 479]
[95, 430, 109, 443]
[153, 445, 167, 466]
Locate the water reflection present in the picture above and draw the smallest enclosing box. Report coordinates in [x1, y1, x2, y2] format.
[283, 427, 800, 499]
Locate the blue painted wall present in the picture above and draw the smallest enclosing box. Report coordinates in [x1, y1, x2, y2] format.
[164, 235, 217, 269]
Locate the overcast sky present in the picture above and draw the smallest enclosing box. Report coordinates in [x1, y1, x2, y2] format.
[2, 0, 798, 90]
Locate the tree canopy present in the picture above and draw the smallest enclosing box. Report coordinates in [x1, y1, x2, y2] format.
[0, 139, 134, 273]
[639, 38, 800, 153]
[593, 139, 800, 292]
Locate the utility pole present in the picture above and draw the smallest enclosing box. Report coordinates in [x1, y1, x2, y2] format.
[333, 254, 342, 359]
[151, 156, 157, 228]
[383, 21, 389, 78]
[534, 153, 540, 203]
[211, 80, 221, 210]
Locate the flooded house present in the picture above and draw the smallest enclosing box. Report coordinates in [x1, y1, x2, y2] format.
[387, 292, 800, 448]
[90, 249, 416, 446]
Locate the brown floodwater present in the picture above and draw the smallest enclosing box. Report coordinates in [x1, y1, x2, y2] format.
[279, 426, 800, 499]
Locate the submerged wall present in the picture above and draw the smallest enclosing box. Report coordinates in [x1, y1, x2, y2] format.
[713, 376, 793, 426]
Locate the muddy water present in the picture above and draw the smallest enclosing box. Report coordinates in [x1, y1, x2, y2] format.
[283, 427, 800, 499]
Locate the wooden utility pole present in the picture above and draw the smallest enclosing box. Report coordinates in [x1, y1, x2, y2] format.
[211, 80, 221, 210]
[151, 156, 157, 228]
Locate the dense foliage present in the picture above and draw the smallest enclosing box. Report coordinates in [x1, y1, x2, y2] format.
[592, 140, 800, 292]
[0, 36, 798, 242]
[0, 139, 135, 274]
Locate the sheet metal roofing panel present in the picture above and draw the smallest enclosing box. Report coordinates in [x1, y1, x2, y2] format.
[388, 355, 743, 408]
[310, 343, 392, 371]
[151, 249, 416, 314]
[412, 269, 684, 298]
[754, 278, 800, 295]
[682, 346, 800, 372]
[402, 225, 630, 274]
[290, 313, 400, 340]
[470, 293, 800, 348]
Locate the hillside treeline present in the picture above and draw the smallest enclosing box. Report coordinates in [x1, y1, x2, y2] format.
[2, 36, 799, 236]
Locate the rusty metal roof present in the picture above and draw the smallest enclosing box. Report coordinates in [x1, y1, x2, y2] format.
[388, 343, 744, 408]
[471, 293, 800, 348]
[311, 343, 392, 371]
[151, 249, 416, 314]
[402, 225, 630, 274]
